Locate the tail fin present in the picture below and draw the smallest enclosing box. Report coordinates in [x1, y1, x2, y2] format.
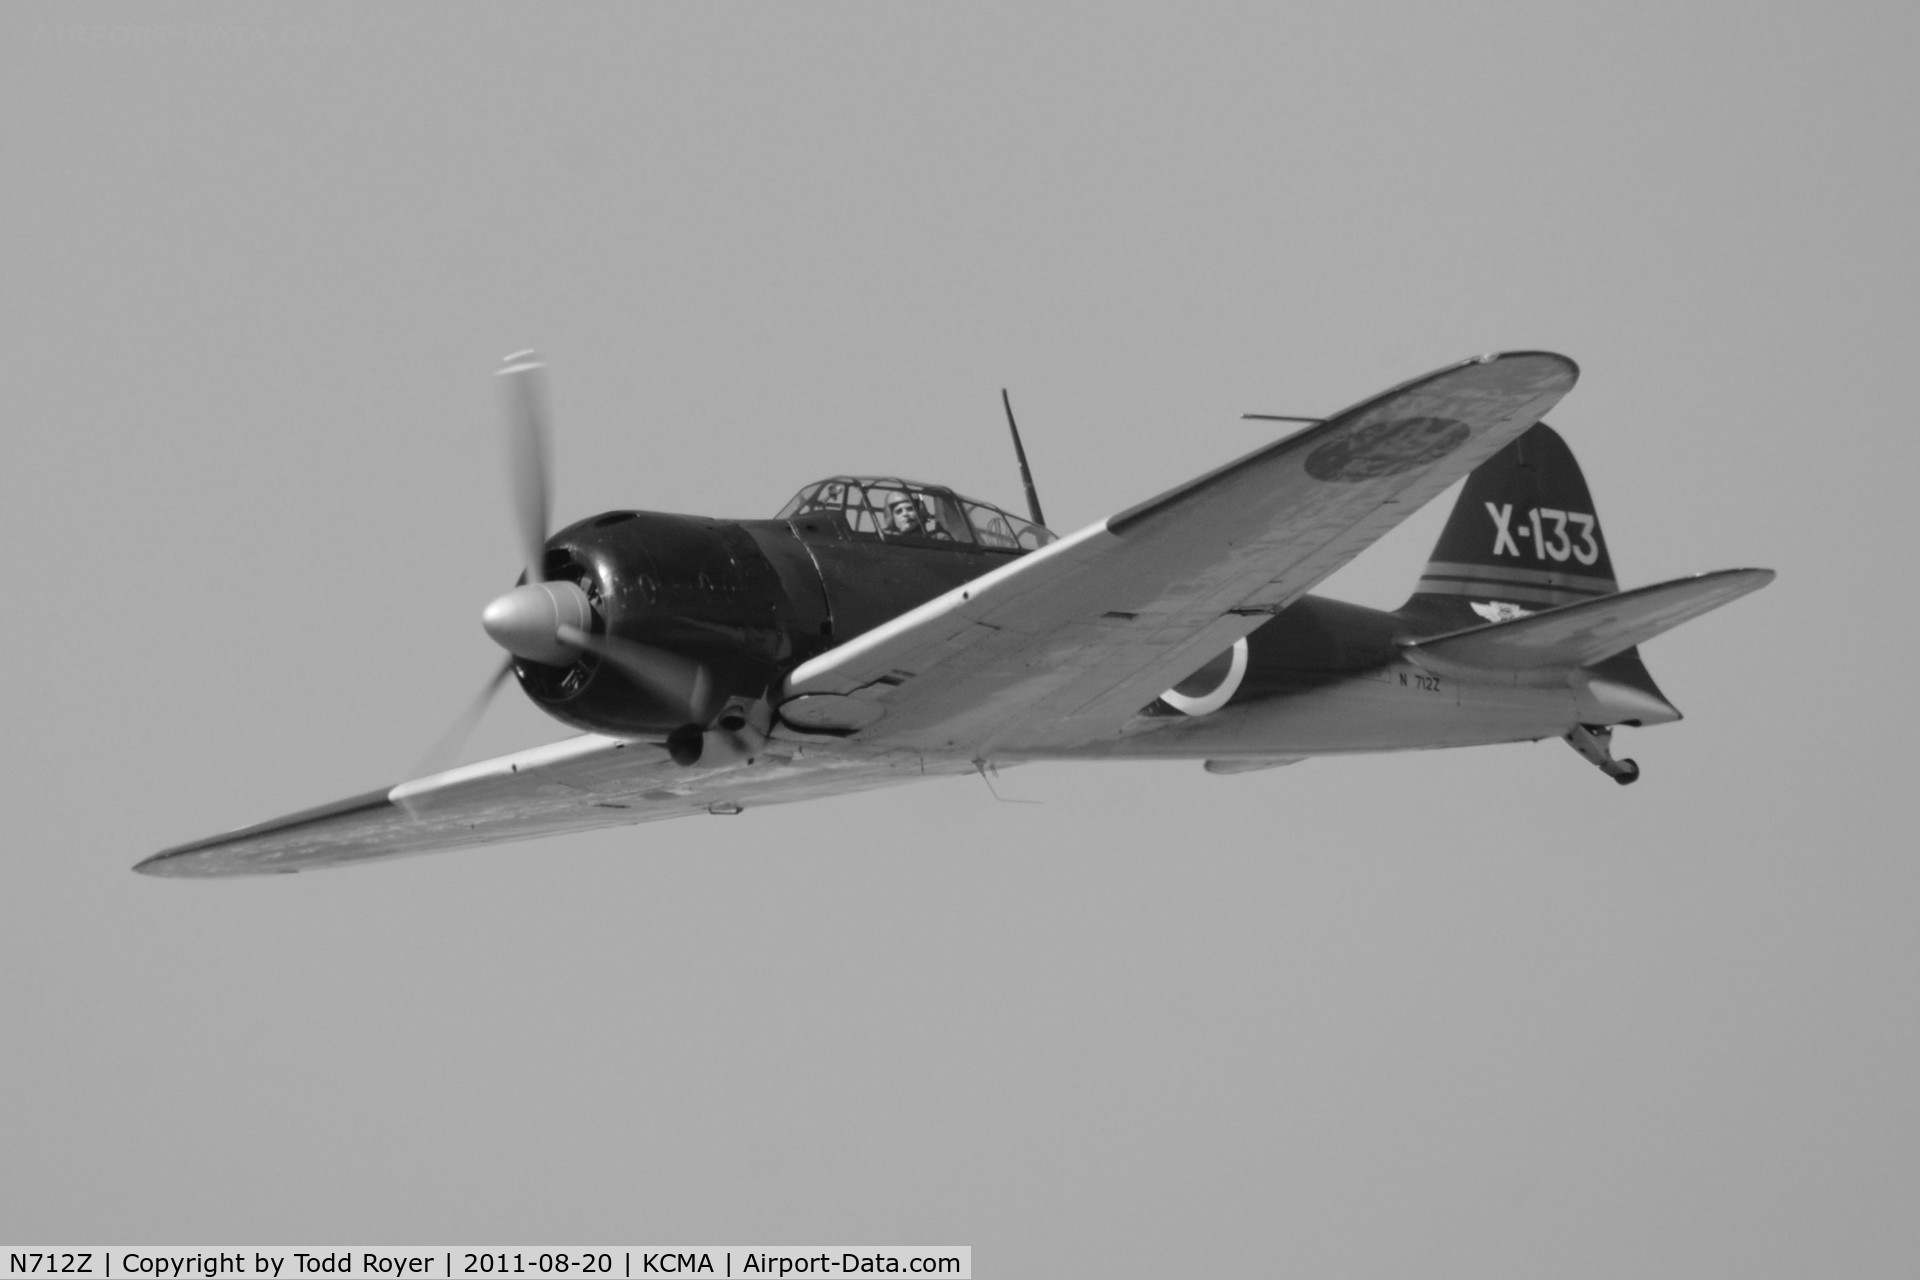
[1403, 422, 1620, 628]
[1396, 422, 1776, 772]
[1399, 420, 1677, 721]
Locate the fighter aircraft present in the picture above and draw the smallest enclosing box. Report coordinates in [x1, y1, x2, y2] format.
[138, 350, 1772, 877]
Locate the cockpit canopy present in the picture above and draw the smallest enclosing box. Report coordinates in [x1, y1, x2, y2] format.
[776, 477, 1057, 551]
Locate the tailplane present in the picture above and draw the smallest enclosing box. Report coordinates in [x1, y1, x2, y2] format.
[1397, 422, 1774, 783]
[1404, 569, 1776, 675]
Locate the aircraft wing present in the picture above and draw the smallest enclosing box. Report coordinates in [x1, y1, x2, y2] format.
[782, 351, 1580, 753]
[138, 734, 952, 878]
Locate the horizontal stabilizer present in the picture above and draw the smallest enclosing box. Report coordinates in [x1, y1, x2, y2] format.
[1402, 568, 1774, 673]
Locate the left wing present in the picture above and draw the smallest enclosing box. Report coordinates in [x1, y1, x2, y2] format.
[782, 352, 1579, 754]
[138, 735, 950, 877]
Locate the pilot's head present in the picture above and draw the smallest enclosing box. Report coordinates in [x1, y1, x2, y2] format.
[889, 496, 926, 534]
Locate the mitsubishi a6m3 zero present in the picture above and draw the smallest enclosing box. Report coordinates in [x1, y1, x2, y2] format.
[139, 351, 1773, 877]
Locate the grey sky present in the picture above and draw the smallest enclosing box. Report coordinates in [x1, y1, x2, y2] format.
[3, 3, 1914, 1275]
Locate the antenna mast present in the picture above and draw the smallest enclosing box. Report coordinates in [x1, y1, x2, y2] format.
[1001, 388, 1047, 528]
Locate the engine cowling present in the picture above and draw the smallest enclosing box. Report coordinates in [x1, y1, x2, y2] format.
[509, 512, 803, 737]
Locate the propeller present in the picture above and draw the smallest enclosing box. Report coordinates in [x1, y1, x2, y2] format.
[409, 655, 515, 779]
[555, 624, 718, 725]
[416, 352, 720, 774]
[498, 350, 553, 585]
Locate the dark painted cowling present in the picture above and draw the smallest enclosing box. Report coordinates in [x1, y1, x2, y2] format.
[514, 509, 1031, 736]
[510, 512, 793, 736]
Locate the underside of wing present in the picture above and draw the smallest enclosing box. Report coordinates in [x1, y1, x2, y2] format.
[1402, 568, 1775, 674]
[782, 351, 1580, 754]
[138, 734, 945, 878]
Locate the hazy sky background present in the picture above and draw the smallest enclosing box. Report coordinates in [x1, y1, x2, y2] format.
[4, 3, 1914, 1274]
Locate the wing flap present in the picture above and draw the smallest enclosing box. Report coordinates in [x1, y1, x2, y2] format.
[785, 352, 1580, 752]
[1402, 568, 1775, 673]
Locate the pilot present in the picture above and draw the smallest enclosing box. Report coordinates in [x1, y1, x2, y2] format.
[888, 495, 948, 538]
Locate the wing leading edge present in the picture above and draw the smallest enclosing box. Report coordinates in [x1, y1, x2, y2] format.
[782, 351, 1580, 753]
[138, 734, 951, 878]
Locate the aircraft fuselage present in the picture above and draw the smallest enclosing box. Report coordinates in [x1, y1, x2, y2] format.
[520, 507, 1593, 756]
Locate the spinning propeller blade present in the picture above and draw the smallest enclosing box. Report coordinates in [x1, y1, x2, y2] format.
[498, 351, 553, 585]
[410, 656, 517, 779]
[556, 625, 717, 726]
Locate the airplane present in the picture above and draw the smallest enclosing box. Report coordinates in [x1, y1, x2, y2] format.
[137, 350, 1773, 877]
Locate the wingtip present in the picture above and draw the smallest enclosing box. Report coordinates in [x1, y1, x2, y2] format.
[134, 786, 397, 880]
[1459, 349, 1580, 389]
[133, 847, 303, 878]
[131, 849, 223, 878]
[133, 843, 205, 877]
[1490, 348, 1580, 386]
[1706, 566, 1778, 593]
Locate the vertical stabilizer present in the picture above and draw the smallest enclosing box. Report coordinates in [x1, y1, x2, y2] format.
[1399, 421, 1679, 720]
[1403, 422, 1620, 628]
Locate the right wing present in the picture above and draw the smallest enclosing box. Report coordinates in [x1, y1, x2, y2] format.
[783, 352, 1580, 754]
